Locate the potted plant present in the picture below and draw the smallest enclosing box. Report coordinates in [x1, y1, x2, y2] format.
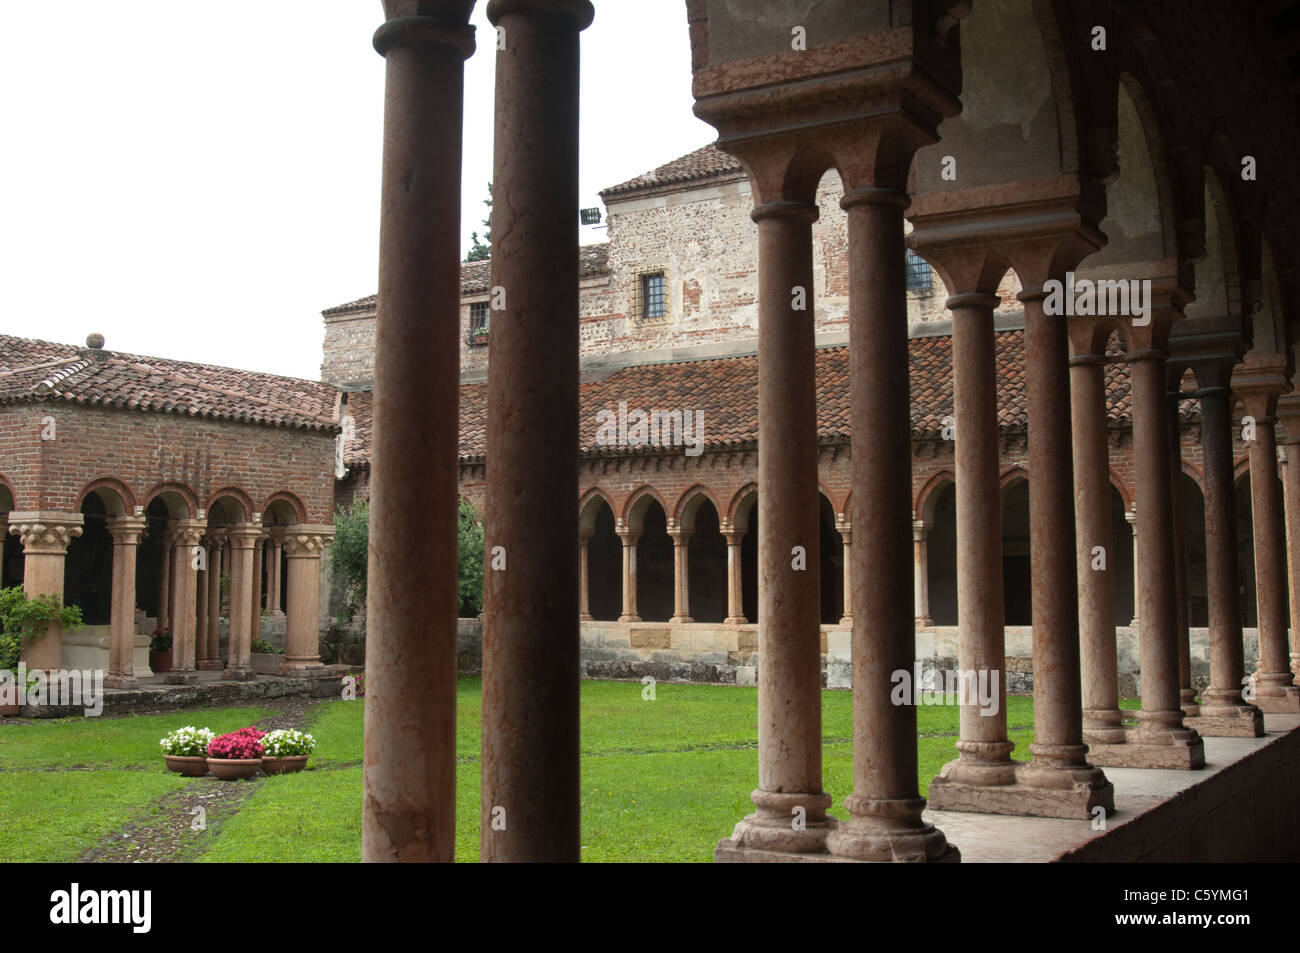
[206, 725, 265, 780]
[159, 726, 215, 776]
[0, 587, 83, 715]
[260, 728, 316, 774]
[251, 637, 285, 675]
[148, 628, 172, 673]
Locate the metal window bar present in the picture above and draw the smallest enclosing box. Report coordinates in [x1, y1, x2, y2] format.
[470, 301, 490, 332]
[905, 249, 934, 297]
[644, 272, 666, 320]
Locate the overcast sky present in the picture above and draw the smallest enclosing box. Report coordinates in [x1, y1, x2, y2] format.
[0, 1, 714, 381]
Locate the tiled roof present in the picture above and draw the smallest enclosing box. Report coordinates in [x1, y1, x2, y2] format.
[341, 389, 373, 467]
[601, 144, 745, 198]
[0, 334, 340, 432]
[345, 328, 1156, 467]
[322, 244, 611, 317]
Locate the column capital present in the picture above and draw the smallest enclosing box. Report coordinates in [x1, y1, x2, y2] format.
[616, 530, 641, 546]
[374, 4, 476, 59]
[1277, 393, 1300, 445]
[668, 528, 691, 545]
[577, 528, 593, 543]
[6, 512, 83, 554]
[170, 519, 207, 549]
[225, 524, 265, 549]
[486, 0, 594, 29]
[912, 518, 932, 541]
[106, 515, 148, 545]
[282, 526, 335, 558]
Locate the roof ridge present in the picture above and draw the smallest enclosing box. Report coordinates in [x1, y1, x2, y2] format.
[34, 359, 93, 394]
[120, 357, 336, 424]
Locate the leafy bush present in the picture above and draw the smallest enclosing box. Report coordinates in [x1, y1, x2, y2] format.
[207, 726, 266, 760]
[457, 499, 484, 617]
[0, 587, 83, 671]
[261, 729, 316, 757]
[149, 628, 171, 653]
[251, 638, 282, 654]
[159, 726, 215, 758]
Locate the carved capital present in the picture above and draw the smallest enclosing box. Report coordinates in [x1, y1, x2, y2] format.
[106, 515, 148, 546]
[7, 512, 84, 554]
[281, 524, 336, 558]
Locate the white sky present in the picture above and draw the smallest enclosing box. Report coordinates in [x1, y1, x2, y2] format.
[0, 1, 714, 381]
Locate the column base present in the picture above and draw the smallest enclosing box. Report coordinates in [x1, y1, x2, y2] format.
[824, 796, 959, 863]
[1183, 702, 1265, 738]
[838, 616, 852, 626]
[669, 616, 694, 624]
[221, 667, 257, 682]
[276, 661, 333, 679]
[579, 613, 592, 621]
[724, 790, 834, 854]
[724, 616, 748, 626]
[1082, 707, 1128, 746]
[162, 671, 199, 685]
[1254, 675, 1300, 713]
[618, 615, 641, 623]
[1086, 728, 1205, 769]
[914, 616, 933, 628]
[197, 659, 224, 671]
[102, 675, 139, 690]
[930, 749, 1113, 820]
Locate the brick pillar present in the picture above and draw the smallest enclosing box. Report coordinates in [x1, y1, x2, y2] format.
[104, 515, 147, 688]
[165, 520, 205, 684]
[668, 524, 692, 623]
[723, 527, 746, 625]
[7, 513, 83, 670]
[362, 3, 475, 863]
[617, 528, 641, 622]
[1239, 389, 1300, 712]
[277, 526, 333, 676]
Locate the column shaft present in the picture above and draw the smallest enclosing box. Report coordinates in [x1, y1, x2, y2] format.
[840, 526, 852, 625]
[1168, 386, 1194, 707]
[618, 533, 640, 622]
[578, 533, 592, 621]
[1248, 412, 1300, 708]
[724, 532, 746, 624]
[105, 516, 147, 689]
[669, 529, 691, 623]
[279, 529, 332, 675]
[222, 528, 258, 681]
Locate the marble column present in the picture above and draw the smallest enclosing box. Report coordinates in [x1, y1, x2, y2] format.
[578, 530, 593, 622]
[723, 528, 747, 625]
[156, 519, 174, 638]
[6, 513, 83, 670]
[165, 520, 205, 684]
[824, 186, 955, 862]
[199, 531, 225, 670]
[668, 524, 692, 623]
[362, 1, 475, 864]
[912, 520, 932, 628]
[267, 533, 284, 616]
[839, 520, 852, 626]
[1092, 291, 1203, 767]
[927, 288, 1018, 810]
[1278, 396, 1300, 676]
[1068, 318, 1125, 745]
[104, 515, 147, 688]
[1239, 390, 1300, 712]
[222, 525, 260, 682]
[277, 526, 333, 676]
[1183, 358, 1263, 735]
[194, 536, 209, 673]
[480, 0, 593, 864]
[248, 531, 265, 650]
[1167, 366, 1195, 711]
[1126, 508, 1140, 627]
[724, 194, 830, 855]
[617, 529, 641, 622]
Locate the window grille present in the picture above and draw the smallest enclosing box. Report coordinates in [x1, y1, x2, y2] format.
[905, 249, 934, 297]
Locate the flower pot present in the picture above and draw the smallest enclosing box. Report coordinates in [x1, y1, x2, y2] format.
[164, 755, 210, 777]
[262, 755, 308, 775]
[206, 757, 263, 780]
[149, 650, 173, 673]
[0, 702, 19, 718]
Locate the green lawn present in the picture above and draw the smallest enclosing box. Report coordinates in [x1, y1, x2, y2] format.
[0, 682, 1099, 863]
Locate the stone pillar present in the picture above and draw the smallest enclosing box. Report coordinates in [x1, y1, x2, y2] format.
[156, 519, 173, 638]
[839, 520, 852, 626]
[277, 526, 333, 676]
[480, 0, 593, 865]
[1239, 389, 1300, 712]
[578, 530, 592, 622]
[1093, 290, 1203, 767]
[222, 525, 260, 682]
[927, 288, 1018, 811]
[617, 529, 641, 622]
[1167, 368, 1195, 710]
[723, 528, 747, 625]
[1068, 318, 1125, 745]
[6, 513, 83, 670]
[194, 536, 209, 672]
[1278, 396, 1300, 676]
[267, 534, 284, 616]
[824, 186, 955, 862]
[104, 515, 147, 688]
[199, 531, 225, 670]
[248, 531, 265, 649]
[165, 520, 205, 684]
[668, 524, 692, 623]
[362, 1, 475, 864]
[912, 520, 932, 628]
[723, 195, 830, 855]
[1183, 358, 1263, 735]
[1125, 508, 1139, 627]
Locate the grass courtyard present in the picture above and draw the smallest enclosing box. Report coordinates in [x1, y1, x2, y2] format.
[0, 680, 1140, 863]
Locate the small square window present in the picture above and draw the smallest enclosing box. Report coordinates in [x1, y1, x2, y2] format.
[470, 301, 490, 332]
[643, 273, 666, 320]
[905, 249, 934, 297]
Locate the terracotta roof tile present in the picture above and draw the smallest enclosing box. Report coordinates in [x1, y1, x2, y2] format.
[600, 144, 745, 198]
[0, 334, 339, 432]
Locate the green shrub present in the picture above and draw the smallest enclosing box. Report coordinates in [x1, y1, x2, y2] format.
[0, 587, 83, 671]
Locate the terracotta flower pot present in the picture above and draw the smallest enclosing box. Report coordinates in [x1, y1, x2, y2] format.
[262, 755, 308, 775]
[164, 755, 210, 777]
[206, 757, 263, 780]
[149, 650, 173, 673]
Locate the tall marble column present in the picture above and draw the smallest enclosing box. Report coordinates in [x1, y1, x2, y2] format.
[578, 530, 593, 622]
[723, 527, 747, 625]
[222, 525, 260, 682]
[105, 515, 147, 688]
[1069, 317, 1125, 745]
[156, 519, 174, 639]
[668, 524, 692, 623]
[199, 530, 225, 670]
[617, 529, 641, 622]
[839, 520, 852, 626]
[1278, 396, 1300, 676]
[267, 533, 284, 616]
[912, 520, 932, 628]
[480, 0, 593, 864]
[248, 531, 265, 649]
[165, 520, 205, 684]
[1239, 388, 1300, 712]
[362, 0, 476, 864]
[1167, 364, 1195, 711]
[1126, 508, 1139, 627]
[277, 526, 333, 676]
[1183, 356, 1263, 735]
[7, 513, 83, 671]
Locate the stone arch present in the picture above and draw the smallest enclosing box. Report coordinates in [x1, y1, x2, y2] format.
[1180, 460, 1205, 490]
[262, 491, 306, 525]
[206, 487, 254, 523]
[673, 484, 720, 531]
[999, 466, 1029, 501]
[0, 476, 17, 589]
[0, 475, 13, 511]
[66, 487, 116, 626]
[726, 482, 759, 531]
[1186, 162, 1241, 320]
[1108, 469, 1133, 512]
[579, 487, 616, 533]
[142, 481, 198, 519]
[1250, 238, 1290, 359]
[621, 485, 670, 533]
[915, 470, 955, 524]
[77, 477, 136, 516]
[579, 489, 620, 622]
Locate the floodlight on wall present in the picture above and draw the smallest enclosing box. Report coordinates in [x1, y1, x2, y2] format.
[579, 207, 602, 226]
